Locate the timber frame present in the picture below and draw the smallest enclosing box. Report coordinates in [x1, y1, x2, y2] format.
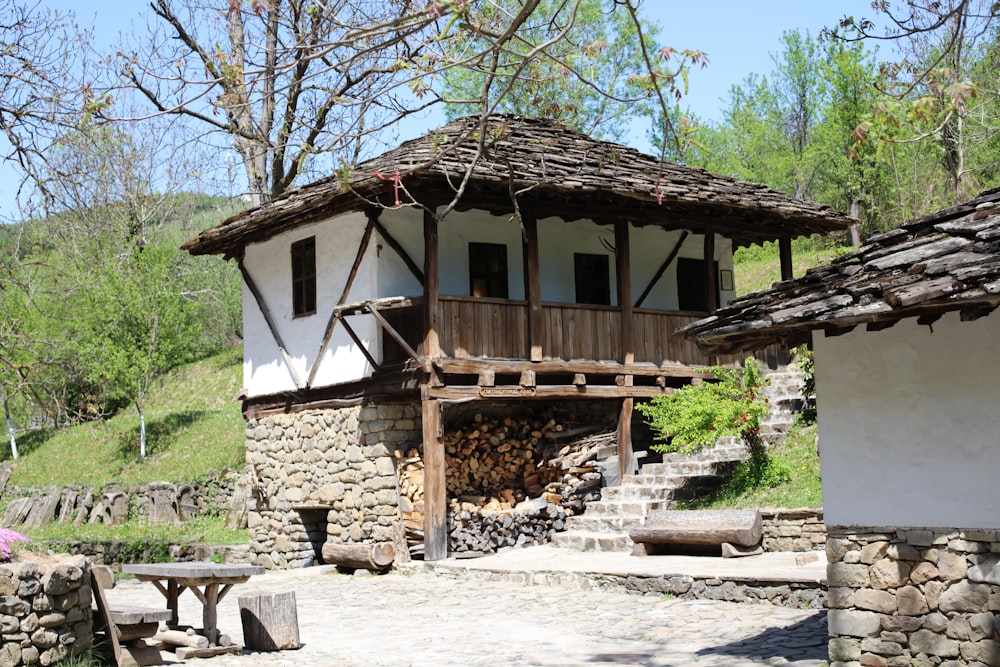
[185, 115, 852, 560]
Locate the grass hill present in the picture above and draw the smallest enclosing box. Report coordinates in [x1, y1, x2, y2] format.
[7, 347, 245, 489]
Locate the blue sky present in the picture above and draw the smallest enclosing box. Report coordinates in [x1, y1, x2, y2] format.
[1, 0, 883, 219]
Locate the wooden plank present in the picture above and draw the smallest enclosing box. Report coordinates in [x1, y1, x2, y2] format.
[239, 259, 305, 389]
[779, 236, 794, 282]
[422, 399, 447, 561]
[523, 213, 544, 360]
[423, 210, 440, 359]
[635, 231, 689, 308]
[436, 358, 714, 378]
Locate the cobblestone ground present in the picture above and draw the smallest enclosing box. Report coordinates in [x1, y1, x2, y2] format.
[109, 567, 829, 667]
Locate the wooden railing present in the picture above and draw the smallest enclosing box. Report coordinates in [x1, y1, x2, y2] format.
[379, 296, 786, 368]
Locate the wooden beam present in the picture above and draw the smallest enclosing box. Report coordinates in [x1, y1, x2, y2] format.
[523, 212, 544, 361]
[307, 217, 376, 388]
[635, 231, 688, 308]
[436, 358, 715, 378]
[423, 210, 441, 359]
[779, 237, 794, 282]
[339, 318, 380, 371]
[422, 398, 447, 561]
[238, 259, 305, 389]
[427, 384, 675, 400]
[368, 304, 421, 363]
[705, 232, 718, 314]
[572, 373, 587, 387]
[477, 370, 496, 387]
[617, 398, 634, 481]
[371, 215, 424, 285]
[519, 370, 536, 388]
[615, 220, 634, 366]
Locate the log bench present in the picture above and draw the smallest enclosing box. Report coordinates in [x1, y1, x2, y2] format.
[629, 509, 764, 558]
[91, 566, 173, 667]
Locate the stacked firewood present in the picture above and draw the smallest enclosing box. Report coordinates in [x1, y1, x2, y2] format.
[395, 411, 613, 557]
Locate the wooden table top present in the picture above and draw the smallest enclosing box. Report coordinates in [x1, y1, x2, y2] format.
[122, 562, 265, 580]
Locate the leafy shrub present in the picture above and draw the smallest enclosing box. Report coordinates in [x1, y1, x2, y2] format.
[792, 345, 816, 424]
[636, 358, 769, 458]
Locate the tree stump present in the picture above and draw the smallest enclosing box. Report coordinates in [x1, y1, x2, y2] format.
[238, 592, 300, 652]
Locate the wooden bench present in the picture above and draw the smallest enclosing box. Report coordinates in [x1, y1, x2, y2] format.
[91, 565, 172, 667]
[629, 509, 764, 558]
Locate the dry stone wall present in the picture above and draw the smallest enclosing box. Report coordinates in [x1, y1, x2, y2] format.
[244, 404, 420, 569]
[826, 525, 1000, 667]
[0, 556, 93, 666]
[761, 508, 825, 553]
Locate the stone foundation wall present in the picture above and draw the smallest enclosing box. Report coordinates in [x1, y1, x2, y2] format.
[245, 404, 421, 569]
[0, 556, 93, 666]
[826, 525, 1000, 666]
[761, 508, 825, 552]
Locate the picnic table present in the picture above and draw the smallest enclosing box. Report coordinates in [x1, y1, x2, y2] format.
[122, 562, 264, 650]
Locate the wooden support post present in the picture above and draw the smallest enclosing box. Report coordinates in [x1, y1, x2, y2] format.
[704, 231, 718, 314]
[572, 373, 587, 387]
[422, 398, 447, 561]
[617, 398, 634, 481]
[615, 220, 634, 366]
[519, 370, 536, 387]
[423, 210, 440, 359]
[477, 370, 496, 387]
[523, 213, 544, 361]
[779, 236, 794, 282]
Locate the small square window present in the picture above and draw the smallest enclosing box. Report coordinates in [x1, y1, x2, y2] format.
[574, 253, 610, 305]
[469, 242, 509, 298]
[291, 237, 316, 317]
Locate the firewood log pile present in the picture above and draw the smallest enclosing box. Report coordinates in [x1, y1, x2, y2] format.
[396, 410, 613, 558]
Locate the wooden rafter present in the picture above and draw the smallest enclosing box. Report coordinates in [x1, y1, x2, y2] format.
[371, 215, 424, 285]
[635, 231, 688, 308]
[238, 259, 306, 389]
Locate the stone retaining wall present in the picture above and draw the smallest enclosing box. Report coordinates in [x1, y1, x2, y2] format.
[0, 556, 93, 666]
[761, 508, 825, 553]
[826, 525, 1000, 666]
[245, 404, 420, 569]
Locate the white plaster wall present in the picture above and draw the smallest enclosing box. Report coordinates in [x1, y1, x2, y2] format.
[537, 218, 618, 304]
[814, 311, 1000, 528]
[242, 212, 377, 397]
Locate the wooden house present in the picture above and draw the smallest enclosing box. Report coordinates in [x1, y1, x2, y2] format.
[184, 115, 850, 565]
[681, 188, 1000, 666]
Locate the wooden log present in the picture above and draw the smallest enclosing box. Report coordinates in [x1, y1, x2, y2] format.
[151, 629, 209, 649]
[237, 591, 301, 652]
[321, 541, 395, 571]
[629, 509, 762, 547]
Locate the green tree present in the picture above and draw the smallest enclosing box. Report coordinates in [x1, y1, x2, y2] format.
[441, 0, 662, 142]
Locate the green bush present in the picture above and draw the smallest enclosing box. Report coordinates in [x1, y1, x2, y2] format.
[636, 358, 768, 458]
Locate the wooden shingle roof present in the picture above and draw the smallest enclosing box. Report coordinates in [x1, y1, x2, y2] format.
[183, 115, 850, 256]
[681, 188, 1000, 354]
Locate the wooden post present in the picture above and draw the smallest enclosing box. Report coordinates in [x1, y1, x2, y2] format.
[617, 398, 634, 481]
[523, 213, 543, 361]
[423, 209, 440, 359]
[615, 221, 633, 366]
[422, 398, 447, 561]
[704, 231, 718, 314]
[238, 592, 301, 651]
[779, 236, 794, 282]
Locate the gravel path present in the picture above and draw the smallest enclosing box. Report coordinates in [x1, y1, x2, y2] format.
[108, 566, 829, 666]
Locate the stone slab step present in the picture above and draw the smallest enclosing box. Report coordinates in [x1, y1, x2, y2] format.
[582, 498, 670, 516]
[563, 514, 640, 533]
[601, 482, 684, 500]
[549, 530, 632, 552]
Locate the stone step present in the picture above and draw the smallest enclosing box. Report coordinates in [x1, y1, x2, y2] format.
[601, 482, 684, 501]
[581, 497, 670, 516]
[549, 530, 632, 552]
[639, 460, 739, 477]
[562, 513, 640, 533]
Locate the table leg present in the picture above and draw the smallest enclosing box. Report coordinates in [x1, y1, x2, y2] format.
[203, 583, 220, 646]
[167, 580, 180, 626]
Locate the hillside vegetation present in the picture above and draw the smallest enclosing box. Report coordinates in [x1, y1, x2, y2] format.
[6, 347, 245, 488]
